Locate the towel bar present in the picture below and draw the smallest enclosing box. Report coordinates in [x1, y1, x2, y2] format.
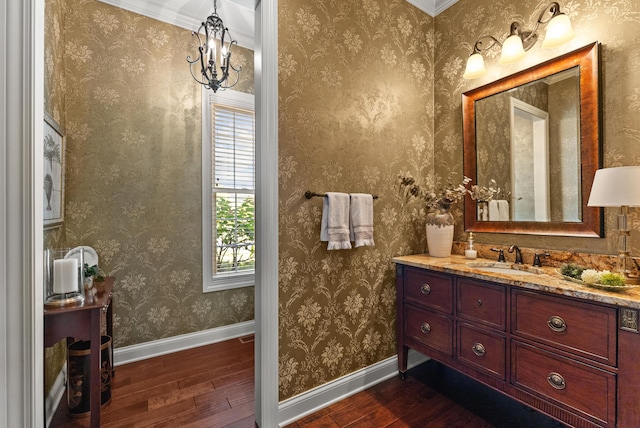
[304, 191, 379, 199]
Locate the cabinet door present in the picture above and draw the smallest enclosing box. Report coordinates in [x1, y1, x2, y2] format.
[405, 304, 453, 356]
[457, 322, 506, 379]
[512, 290, 616, 365]
[512, 340, 616, 427]
[405, 268, 453, 314]
[457, 278, 506, 330]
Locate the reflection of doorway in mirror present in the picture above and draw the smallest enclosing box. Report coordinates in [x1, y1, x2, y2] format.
[510, 97, 549, 221]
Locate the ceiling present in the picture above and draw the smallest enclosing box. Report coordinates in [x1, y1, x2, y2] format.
[97, 0, 459, 49]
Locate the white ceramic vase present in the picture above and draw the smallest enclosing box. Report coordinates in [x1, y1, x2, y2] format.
[426, 210, 454, 258]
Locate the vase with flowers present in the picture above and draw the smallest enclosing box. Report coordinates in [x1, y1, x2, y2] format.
[399, 173, 499, 257]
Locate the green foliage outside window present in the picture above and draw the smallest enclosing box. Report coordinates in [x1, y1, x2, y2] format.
[215, 195, 255, 273]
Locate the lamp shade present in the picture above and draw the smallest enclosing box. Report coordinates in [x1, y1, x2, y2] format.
[542, 13, 575, 48]
[499, 34, 526, 64]
[587, 166, 640, 207]
[463, 53, 486, 79]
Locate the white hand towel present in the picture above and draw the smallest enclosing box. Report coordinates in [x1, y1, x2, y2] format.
[320, 192, 352, 250]
[497, 200, 510, 221]
[349, 193, 375, 247]
[488, 200, 500, 221]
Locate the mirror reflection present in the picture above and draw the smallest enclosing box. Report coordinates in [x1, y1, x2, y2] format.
[475, 67, 581, 222]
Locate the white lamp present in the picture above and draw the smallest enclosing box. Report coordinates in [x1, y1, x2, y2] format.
[542, 13, 575, 48]
[498, 34, 527, 64]
[588, 166, 640, 283]
[463, 53, 487, 80]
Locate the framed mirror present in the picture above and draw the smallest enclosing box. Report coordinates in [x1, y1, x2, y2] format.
[463, 42, 602, 237]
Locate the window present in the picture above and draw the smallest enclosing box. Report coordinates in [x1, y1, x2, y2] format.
[202, 89, 255, 292]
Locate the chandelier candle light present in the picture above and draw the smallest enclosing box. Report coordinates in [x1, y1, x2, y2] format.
[587, 166, 640, 284]
[463, 2, 575, 79]
[187, 0, 241, 92]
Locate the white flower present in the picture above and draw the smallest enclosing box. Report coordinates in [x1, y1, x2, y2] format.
[581, 269, 605, 284]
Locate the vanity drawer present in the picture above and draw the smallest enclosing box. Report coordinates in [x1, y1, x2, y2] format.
[457, 323, 506, 379]
[512, 340, 616, 426]
[457, 278, 506, 330]
[405, 304, 453, 356]
[405, 268, 453, 314]
[512, 290, 617, 365]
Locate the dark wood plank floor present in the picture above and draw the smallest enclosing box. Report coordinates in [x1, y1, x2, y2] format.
[287, 361, 563, 428]
[50, 335, 256, 428]
[51, 337, 562, 427]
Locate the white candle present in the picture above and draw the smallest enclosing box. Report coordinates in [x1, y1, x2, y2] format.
[53, 259, 78, 294]
[465, 249, 477, 259]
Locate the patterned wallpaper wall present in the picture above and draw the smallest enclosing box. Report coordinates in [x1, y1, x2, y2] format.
[58, 0, 255, 349]
[434, 0, 640, 254]
[43, 0, 67, 397]
[278, 0, 435, 400]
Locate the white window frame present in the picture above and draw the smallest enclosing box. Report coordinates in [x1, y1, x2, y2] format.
[202, 88, 256, 293]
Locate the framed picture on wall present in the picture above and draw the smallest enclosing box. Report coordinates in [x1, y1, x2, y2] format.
[43, 112, 65, 229]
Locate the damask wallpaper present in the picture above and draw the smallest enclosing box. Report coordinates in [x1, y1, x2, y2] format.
[43, 0, 67, 397]
[435, 0, 640, 253]
[278, 0, 435, 399]
[53, 0, 255, 350]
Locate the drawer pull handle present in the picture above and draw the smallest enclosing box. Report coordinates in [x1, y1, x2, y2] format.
[547, 316, 567, 332]
[472, 342, 486, 357]
[547, 372, 566, 390]
[420, 323, 431, 334]
[420, 284, 431, 295]
[477, 299, 483, 307]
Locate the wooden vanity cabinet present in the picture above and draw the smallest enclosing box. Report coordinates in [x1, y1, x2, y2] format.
[396, 264, 640, 428]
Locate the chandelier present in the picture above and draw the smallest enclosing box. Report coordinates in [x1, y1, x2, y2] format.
[463, 2, 575, 79]
[187, 0, 241, 92]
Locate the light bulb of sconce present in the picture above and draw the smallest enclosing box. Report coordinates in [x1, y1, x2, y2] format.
[463, 53, 486, 79]
[499, 34, 527, 64]
[542, 13, 575, 48]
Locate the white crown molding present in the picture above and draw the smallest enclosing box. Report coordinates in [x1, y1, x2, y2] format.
[406, 0, 459, 16]
[97, 0, 255, 49]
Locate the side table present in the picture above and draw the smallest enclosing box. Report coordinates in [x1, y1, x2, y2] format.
[44, 277, 114, 427]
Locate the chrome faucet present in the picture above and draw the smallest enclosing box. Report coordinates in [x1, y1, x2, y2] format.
[508, 245, 523, 264]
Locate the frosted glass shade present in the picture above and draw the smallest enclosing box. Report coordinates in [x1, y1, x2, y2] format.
[542, 14, 575, 48]
[499, 35, 526, 64]
[587, 166, 640, 207]
[463, 53, 486, 79]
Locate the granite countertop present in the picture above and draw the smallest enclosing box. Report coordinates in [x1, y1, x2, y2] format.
[393, 254, 640, 310]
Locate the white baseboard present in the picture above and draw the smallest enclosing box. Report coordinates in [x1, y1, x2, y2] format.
[114, 320, 254, 366]
[45, 364, 66, 428]
[278, 350, 429, 427]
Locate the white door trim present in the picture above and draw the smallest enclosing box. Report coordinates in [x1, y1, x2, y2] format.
[254, 1, 279, 426]
[1, 0, 45, 426]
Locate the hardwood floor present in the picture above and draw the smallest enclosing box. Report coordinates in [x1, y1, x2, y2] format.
[287, 361, 562, 428]
[50, 335, 255, 428]
[50, 338, 562, 428]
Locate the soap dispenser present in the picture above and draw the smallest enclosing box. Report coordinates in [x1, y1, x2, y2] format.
[465, 232, 477, 259]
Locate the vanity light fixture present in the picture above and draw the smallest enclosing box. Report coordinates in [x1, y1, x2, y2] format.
[463, 2, 575, 79]
[187, 0, 241, 92]
[588, 166, 640, 284]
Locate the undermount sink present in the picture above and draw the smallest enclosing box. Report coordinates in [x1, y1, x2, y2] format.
[466, 262, 543, 276]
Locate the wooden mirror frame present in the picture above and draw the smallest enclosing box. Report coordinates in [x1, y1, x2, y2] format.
[462, 42, 602, 237]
